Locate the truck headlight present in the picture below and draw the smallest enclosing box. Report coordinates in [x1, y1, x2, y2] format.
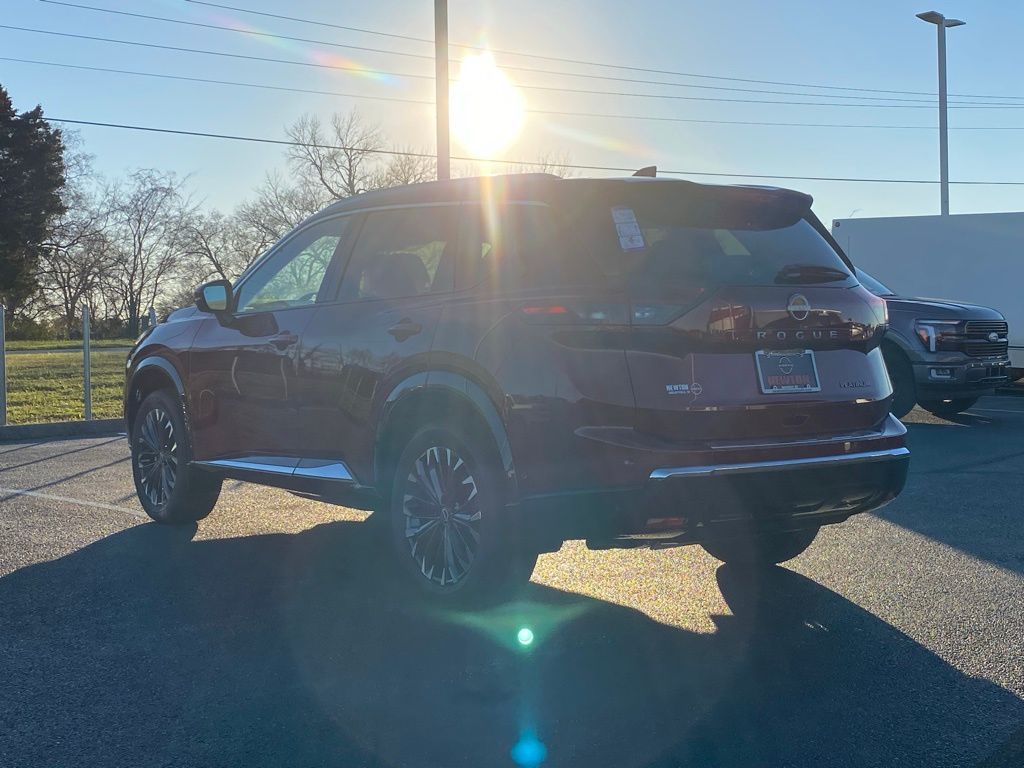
[914, 320, 960, 352]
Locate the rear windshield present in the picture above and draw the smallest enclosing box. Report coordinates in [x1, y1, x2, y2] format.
[561, 182, 853, 294]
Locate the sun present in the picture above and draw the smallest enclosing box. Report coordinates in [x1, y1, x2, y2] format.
[450, 52, 525, 158]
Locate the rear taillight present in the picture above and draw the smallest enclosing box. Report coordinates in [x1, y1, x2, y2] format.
[519, 301, 629, 325]
[864, 293, 888, 327]
[631, 304, 686, 325]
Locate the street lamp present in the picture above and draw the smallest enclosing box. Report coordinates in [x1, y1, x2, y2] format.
[917, 10, 966, 216]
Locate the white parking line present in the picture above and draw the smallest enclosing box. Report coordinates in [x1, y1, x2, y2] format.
[0, 486, 148, 520]
[968, 407, 1024, 415]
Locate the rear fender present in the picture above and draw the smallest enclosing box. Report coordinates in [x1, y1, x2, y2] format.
[375, 371, 517, 497]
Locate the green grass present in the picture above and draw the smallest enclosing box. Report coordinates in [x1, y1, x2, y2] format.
[4, 338, 134, 350]
[4, 350, 126, 424]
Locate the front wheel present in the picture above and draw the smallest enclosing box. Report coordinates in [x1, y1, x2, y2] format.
[388, 425, 537, 602]
[884, 348, 916, 419]
[131, 390, 222, 524]
[919, 397, 978, 417]
[701, 527, 819, 567]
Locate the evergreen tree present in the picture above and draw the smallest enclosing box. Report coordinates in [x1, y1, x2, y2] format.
[0, 84, 66, 313]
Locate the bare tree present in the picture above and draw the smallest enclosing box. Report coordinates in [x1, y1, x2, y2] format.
[103, 169, 191, 336]
[235, 170, 329, 245]
[368, 149, 436, 189]
[181, 209, 265, 284]
[286, 111, 384, 199]
[36, 137, 112, 337]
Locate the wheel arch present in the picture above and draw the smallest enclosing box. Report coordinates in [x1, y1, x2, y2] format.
[125, 356, 186, 434]
[374, 371, 516, 502]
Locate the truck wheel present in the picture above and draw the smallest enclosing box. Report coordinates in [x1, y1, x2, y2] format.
[387, 424, 537, 602]
[919, 397, 979, 417]
[131, 390, 222, 524]
[701, 527, 819, 567]
[883, 347, 916, 419]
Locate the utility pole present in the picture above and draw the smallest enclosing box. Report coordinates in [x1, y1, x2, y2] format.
[434, 0, 450, 180]
[917, 10, 965, 216]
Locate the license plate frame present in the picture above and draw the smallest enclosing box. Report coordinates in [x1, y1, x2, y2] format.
[755, 349, 821, 394]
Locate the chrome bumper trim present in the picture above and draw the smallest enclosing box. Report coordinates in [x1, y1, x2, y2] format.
[649, 447, 909, 480]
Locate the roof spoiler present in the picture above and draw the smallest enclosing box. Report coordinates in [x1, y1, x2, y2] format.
[632, 165, 657, 178]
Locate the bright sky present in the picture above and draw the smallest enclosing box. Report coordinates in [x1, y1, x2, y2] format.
[4, 0, 1024, 225]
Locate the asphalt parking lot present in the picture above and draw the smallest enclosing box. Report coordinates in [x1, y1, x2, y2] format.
[1, 398, 1023, 768]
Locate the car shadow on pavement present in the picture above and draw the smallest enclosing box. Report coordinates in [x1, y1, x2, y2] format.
[1, 520, 1021, 768]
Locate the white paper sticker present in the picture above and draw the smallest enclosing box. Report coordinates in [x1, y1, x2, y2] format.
[611, 207, 646, 251]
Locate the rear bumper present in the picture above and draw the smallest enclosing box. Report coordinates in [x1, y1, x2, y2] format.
[517, 416, 909, 550]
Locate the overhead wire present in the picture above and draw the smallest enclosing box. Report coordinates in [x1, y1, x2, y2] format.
[5, 24, 1024, 109]
[44, 118, 1024, 185]
[12, 56, 1024, 130]
[35, 1, 992, 105]
[178, 0, 1024, 102]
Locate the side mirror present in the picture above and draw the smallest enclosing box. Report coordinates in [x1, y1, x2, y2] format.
[194, 279, 232, 314]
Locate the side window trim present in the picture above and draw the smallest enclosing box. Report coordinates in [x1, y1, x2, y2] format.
[231, 214, 353, 314]
[317, 212, 365, 304]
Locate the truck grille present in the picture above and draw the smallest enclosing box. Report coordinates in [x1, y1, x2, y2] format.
[964, 341, 1009, 358]
[965, 320, 1008, 336]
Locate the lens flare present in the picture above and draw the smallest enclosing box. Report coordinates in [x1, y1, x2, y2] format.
[511, 732, 547, 767]
[451, 52, 525, 157]
[517, 627, 535, 646]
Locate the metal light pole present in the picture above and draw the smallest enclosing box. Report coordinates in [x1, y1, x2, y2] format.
[82, 305, 92, 421]
[0, 304, 7, 427]
[434, 0, 450, 180]
[917, 10, 966, 216]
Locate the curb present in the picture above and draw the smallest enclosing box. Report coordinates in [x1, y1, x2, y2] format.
[0, 418, 125, 442]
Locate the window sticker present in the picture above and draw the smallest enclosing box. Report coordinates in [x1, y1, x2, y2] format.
[611, 207, 646, 252]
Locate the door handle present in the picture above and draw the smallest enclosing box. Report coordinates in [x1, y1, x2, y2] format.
[268, 332, 299, 350]
[387, 319, 423, 341]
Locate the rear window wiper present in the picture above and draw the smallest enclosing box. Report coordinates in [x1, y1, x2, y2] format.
[774, 264, 851, 284]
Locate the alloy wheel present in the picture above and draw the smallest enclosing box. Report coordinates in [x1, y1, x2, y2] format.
[402, 446, 482, 587]
[135, 407, 178, 507]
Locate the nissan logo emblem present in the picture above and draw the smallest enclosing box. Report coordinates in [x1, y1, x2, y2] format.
[787, 293, 811, 321]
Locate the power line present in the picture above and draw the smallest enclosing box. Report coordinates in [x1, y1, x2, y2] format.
[44, 117, 1024, 185]
[181, 0, 1024, 102]
[5, 25, 1024, 109]
[35, 0, 977, 105]
[13, 56, 1024, 131]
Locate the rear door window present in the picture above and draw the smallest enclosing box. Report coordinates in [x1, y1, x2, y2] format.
[341, 206, 457, 300]
[457, 203, 565, 291]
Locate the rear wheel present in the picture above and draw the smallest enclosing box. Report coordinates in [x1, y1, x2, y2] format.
[131, 390, 221, 524]
[883, 347, 916, 419]
[701, 527, 819, 567]
[919, 396, 979, 417]
[388, 424, 537, 602]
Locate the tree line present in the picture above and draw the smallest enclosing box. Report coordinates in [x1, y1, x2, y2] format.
[0, 86, 569, 339]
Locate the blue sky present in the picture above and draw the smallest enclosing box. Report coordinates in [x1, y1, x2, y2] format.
[4, 0, 1024, 225]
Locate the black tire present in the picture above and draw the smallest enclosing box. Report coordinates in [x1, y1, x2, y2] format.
[131, 389, 222, 524]
[701, 527, 819, 567]
[919, 396, 979, 417]
[883, 347, 916, 419]
[387, 424, 537, 602]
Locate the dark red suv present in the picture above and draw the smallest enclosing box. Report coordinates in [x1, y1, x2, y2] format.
[126, 174, 909, 598]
